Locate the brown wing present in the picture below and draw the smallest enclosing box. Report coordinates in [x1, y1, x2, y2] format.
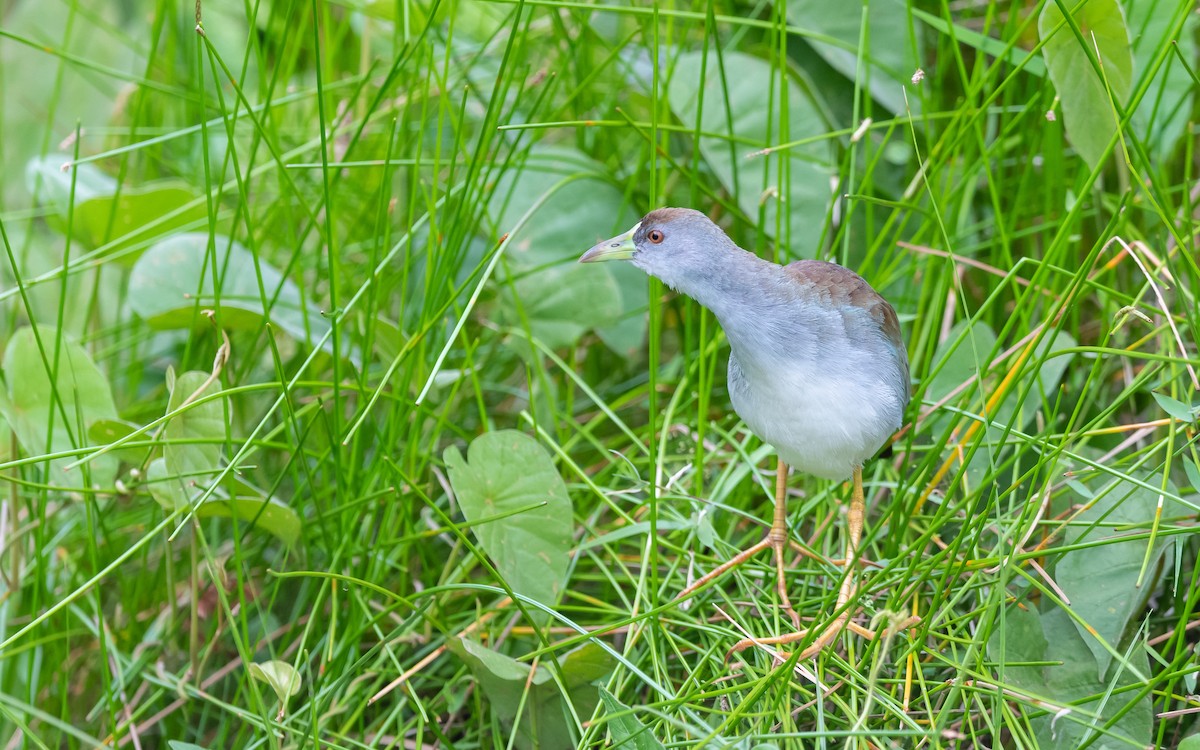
[783, 260, 911, 399]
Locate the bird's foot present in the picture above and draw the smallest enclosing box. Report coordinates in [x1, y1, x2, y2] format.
[726, 612, 922, 662]
[766, 530, 803, 630]
[675, 533, 822, 628]
[826, 556, 886, 570]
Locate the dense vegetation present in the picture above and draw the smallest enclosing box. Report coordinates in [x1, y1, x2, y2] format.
[1, 0, 1198, 747]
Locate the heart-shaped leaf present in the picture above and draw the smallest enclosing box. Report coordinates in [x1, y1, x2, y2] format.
[489, 146, 647, 354]
[129, 233, 334, 355]
[444, 430, 573, 614]
[88, 418, 149, 464]
[447, 638, 614, 750]
[0, 326, 118, 486]
[24, 153, 117, 212]
[198, 495, 301, 544]
[75, 181, 206, 256]
[988, 605, 1151, 750]
[146, 370, 300, 543]
[163, 370, 225, 487]
[498, 263, 621, 350]
[1058, 470, 1175, 678]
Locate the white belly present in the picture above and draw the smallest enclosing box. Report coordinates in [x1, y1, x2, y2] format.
[727, 353, 903, 480]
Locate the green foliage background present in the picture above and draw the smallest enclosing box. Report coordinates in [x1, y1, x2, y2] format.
[1, 0, 1198, 747]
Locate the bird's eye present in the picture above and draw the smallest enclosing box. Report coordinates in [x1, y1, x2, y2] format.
[647, 229, 665, 244]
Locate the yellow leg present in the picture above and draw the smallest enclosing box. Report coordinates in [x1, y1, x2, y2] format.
[728, 465, 868, 658]
[769, 458, 801, 628]
[675, 457, 810, 628]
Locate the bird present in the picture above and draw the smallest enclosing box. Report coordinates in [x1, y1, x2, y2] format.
[580, 207, 912, 657]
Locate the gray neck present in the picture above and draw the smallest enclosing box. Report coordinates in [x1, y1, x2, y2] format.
[686, 257, 825, 369]
[677, 250, 780, 319]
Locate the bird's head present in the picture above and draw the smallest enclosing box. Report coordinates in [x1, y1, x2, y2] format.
[579, 207, 742, 293]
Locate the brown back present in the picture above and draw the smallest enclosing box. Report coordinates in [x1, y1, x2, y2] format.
[784, 260, 911, 396]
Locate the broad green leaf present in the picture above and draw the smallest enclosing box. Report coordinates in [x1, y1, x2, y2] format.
[1127, 0, 1196, 159]
[451, 637, 530, 682]
[0, 222, 123, 337]
[489, 146, 647, 354]
[786, 0, 920, 115]
[912, 9, 1046, 78]
[924, 319, 998, 407]
[443, 430, 573, 613]
[599, 688, 666, 750]
[147, 371, 300, 543]
[989, 605, 1151, 750]
[558, 639, 619, 688]
[922, 319, 998, 442]
[1180, 736, 1200, 750]
[370, 317, 407, 363]
[989, 605, 1047, 691]
[490, 147, 632, 271]
[24, 153, 206, 257]
[25, 154, 117, 212]
[1184, 459, 1200, 493]
[88, 418, 149, 464]
[148, 369, 223, 510]
[164, 371, 225, 487]
[499, 264, 621, 350]
[962, 330, 1075, 491]
[1040, 0, 1134, 171]
[1058, 470, 1174, 677]
[1151, 391, 1196, 422]
[0, 326, 118, 486]
[146, 459, 301, 545]
[146, 458, 188, 511]
[667, 51, 831, 254]
[248, 660, 301, 702]
[1, 0, 140, 207]
[167, 742, 210, 750]
[128, 233, 334, 354]
[75, 181, 207, 256]
[393, 224, 486, 337]
[696, 510, 716, 549]
[924, 322, 1075, 492]
[446, 638, 614, 750]
[195, 495, 301, 545]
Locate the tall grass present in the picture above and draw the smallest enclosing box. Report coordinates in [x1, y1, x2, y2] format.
[0, 0, 1197, 747]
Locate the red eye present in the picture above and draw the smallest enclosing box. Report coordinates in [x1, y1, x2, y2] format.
[647, 229, 665, 244]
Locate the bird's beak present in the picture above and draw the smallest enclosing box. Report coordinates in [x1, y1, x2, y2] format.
[579, 223, 639, 263]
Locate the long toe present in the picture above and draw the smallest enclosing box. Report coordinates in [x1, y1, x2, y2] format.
[768, 536, 802, 629]
[674, 536, 773, 602]
[727, 610, 850, 661]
